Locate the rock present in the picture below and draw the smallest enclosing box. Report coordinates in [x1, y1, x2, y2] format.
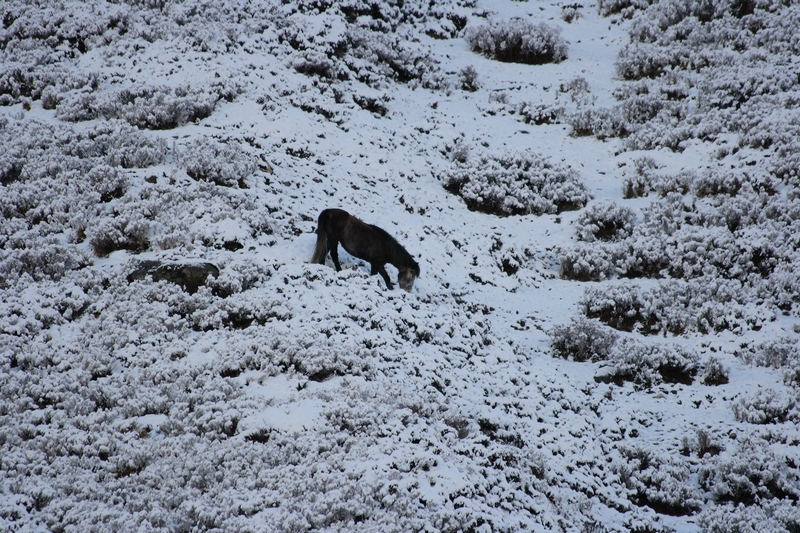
[127, 261, 219, 293]
[594, 365, 619, 385]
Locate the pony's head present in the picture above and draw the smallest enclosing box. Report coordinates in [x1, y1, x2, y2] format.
[398, 261, 420, 292]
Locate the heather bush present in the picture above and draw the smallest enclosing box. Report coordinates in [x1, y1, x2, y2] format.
[681, 428, 723, 458]
[0, 118, 168, 277]
[177, 137, 258, 188]
[608, 338, 699, 388]
[465, 19, 568, 65]
[699, 500, 800, 533]
[581, 278, 772, 335]
[737, 337, 800, 371]
[281, 21, 441, 88]
[519, 102, 565, 126]
[550, 316, 618, 362]
[578, 0, 800, 161]
[575, 202, 636, 242]
[597, 0, 654, 18]
[699, 437, 800, 504]
[560, 5, 582, 23]
[561, 165, 799, 333]
[566, 106, 628, 139]
[558, 242, 618, 281]
[614, 446, 702, 516]
[622, 157, 658, 198]
[701, 356, 730, 386]
[731, 388, 798, 424]
[56, 82, 239, 129]
[458, 65, 480, 92]
[443, 148, 591, 216]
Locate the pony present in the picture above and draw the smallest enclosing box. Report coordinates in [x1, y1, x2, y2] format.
[311, 208, 420, 291]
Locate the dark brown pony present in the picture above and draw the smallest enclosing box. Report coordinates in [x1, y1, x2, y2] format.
[311, 208, 420, 291]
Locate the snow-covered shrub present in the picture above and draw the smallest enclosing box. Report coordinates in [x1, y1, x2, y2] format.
[608, 338, 699, 388]
[698, 499, 800, 533]
[561, 76, 595, 107]
[575, 202, 636, 242]
[614, 446, 702, 516]
[701, 356, 730, 386]
[581, 278, 772, 335]
[206, 259, 273, 298]
[519, 102, 565, 126]
[741, 337, 800, 387]
[458, 65, 480, 92]
[601, 0, 800, 156]
[561, 5, 582, 23]
[57, 82, 240, 129]
[0, 1, 113, 103]
[550, 316, 618, 362]
[597, 0, 654, 18]
[622, 157, 659, 198]
[731, 388, 798, 425]
[86, 214, 151, 257]
[566, 106, 628, 139]
[558, 242, 618, 281]
[443, 149, 591, 216]
[344, 28, 441, 87]
[699, 437, 800, 504]
[0, 118, 167, 274]
[177, 137, 258, 188]
[464, 19, 568, 65]
[281, 18, 441, 88]
[737, 337, 800, 370]
[681, 428, 723, 458]
[0, 235, 93, 289]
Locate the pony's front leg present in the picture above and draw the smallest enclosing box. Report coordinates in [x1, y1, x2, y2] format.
[329, 241, 343, 271]
[374, 264, 394, 289]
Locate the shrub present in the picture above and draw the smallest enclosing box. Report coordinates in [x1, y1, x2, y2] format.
[608, 338, 698, 388]
[0, 236, 93, 288]
[597, 0, 654, 18]
[464, 19, 568, 65]
[731, 388, 798, 424]
[443, 148, 591, 216]
[561, 6, 582, 23]
[581, 278, 772, 335]
[623, 157, 659, 198]
[566, 107, 629, 139]
[575, 202, 636, 242]
[558, 242, 618, 281]
[282, 22, 441, 88]
[699, 437, 800, 504]
[87, 215, 151, 257]
[614, 446, 702, 516]
[519, 102, 565, 126]
[681, 428, 723, 458]
[702, 356, 730, 386]
[56, 82, 239, 129]
[177, 137, 258, 188]
[458, 65, 480, 92]
[550, 316, 618, 362]
[698, 499, 800, 533]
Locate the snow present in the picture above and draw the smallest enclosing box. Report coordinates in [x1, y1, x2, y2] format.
[1, 0, 799, 532]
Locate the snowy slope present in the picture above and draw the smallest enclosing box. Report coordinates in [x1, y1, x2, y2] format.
[1, 1, 799, 532]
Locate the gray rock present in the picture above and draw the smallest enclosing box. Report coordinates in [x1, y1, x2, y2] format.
[127, 261, 219, 293]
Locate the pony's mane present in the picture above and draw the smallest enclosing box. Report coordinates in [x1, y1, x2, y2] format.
[369, 224, 419, 273]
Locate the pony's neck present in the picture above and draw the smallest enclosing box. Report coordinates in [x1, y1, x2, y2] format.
[390, 244, 413, 271]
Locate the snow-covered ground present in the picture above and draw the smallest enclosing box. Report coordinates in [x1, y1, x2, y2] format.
[1, 0, 799, 531]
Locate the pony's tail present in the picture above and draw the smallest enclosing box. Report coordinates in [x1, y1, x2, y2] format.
[310, 227, 328, 264]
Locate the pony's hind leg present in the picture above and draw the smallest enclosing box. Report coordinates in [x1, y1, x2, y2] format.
[329, 240, 343, 271]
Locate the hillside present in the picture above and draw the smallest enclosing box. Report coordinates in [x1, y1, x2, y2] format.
[1, 1, 799, 532]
